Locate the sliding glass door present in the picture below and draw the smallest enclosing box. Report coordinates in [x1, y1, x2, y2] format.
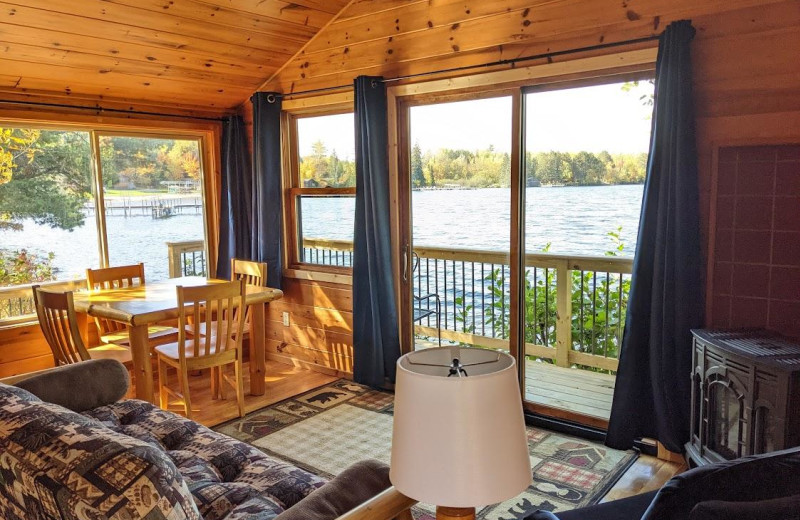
[398, 76, 653, 429]
[520, 80, 653, 426]
[407, 95, 512, 353]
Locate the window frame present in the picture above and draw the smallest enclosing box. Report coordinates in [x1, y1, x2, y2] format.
[282, 98, 356, 279]
[0, 113, 220, 327]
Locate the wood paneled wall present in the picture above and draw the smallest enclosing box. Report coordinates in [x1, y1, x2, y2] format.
[3, 0, 799, 379]
[254, 0, 800, 378]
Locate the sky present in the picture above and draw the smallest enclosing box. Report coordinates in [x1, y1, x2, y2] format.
[296, 80, 654, 160]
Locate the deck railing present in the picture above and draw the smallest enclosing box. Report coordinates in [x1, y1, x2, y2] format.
[166, 240, 207, 277]
[0, 279, 86, 324]
[302, 237, 631, 373]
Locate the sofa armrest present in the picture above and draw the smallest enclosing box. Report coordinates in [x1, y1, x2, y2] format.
[11, 359, 129, 412]
[643, 447, 800, 520]
[276, 460, 414, 520]
[688, 495, 800, 520]
[336, 487, 417, 520]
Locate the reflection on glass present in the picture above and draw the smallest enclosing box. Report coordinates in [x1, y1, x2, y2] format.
[708, 382, 742, 460]
[297, 113, 356, 188]
[409, 96, 512, 350]
[98, 136, 205, 281]
[298, 195, 355, 267]
[0, 129, 99, 286]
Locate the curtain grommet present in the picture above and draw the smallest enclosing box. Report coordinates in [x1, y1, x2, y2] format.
[266, 93, 277, 104]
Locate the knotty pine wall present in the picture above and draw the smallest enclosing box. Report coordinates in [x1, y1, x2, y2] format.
[3, 0, 800, 378]
[244, 0, 800, 378]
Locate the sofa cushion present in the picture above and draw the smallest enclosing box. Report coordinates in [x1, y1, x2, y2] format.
[689, 495, 800, 520]
[83, 399, 327, 520]
[15, 359, 130, 412]
[0, 383, 200, 520]
[274, 459, 391, 520]
[642, 447, 800, 520]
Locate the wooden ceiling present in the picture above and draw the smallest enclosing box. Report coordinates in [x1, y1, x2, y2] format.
[264, 0, 793, 95]
[0, 0, 351, 115]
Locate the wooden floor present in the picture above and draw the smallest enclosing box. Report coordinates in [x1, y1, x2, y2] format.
[603, 455, 686, 502]
[157, 359, 337, 427]
[525, 361, 615, 420]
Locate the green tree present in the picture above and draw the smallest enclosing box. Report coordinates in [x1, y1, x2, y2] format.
[411, 142, 425, 188]
[570, 151, 606, 185]
[0, 129, 92, 231]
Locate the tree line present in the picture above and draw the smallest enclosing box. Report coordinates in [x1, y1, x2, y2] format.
[299, 140, 648, 189]
[411, 144, 648, 188]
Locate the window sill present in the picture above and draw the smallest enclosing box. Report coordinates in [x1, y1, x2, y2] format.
[284, 268, 353, 286]
[0, 317, 39, 331]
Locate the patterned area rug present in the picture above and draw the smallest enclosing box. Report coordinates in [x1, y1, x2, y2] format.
[215, 380, 637, 520]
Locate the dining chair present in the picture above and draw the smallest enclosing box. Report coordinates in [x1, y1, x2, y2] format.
[32, 286, 132, 367]
[231, 258, 268, 287]
[190, 258, 267, 338]
[231, 258, 267, 327]
[86, 263, 179, 347]
[155, 279, 246, 419]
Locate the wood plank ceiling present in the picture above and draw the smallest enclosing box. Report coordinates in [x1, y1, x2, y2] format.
[264, 0, 793, 95]
[0, 0, 351, 114]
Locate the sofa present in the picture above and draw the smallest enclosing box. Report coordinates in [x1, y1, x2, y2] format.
[0, 359, 393, 520]
[526, 446, 800, 520]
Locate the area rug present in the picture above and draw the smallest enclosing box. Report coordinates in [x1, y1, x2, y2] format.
[215, 380, 637, 520]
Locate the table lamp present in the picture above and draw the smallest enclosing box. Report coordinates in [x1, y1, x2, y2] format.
[390, 346, 532, 520]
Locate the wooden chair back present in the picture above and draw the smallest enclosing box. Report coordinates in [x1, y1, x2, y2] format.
[86, 263, 145, 337]
[177, 280, 246, 359]
[32, 286, 90, 366]
[231, 259, 267, 287]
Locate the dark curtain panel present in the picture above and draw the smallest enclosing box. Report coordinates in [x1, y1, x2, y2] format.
[352, 76, 401, 388]
[606, 20, 705, 453]
[250, 92, 283, 289]
[216, 115, 253, 280]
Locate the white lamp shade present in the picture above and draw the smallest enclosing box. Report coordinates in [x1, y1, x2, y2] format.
[389, 347, 532, 508]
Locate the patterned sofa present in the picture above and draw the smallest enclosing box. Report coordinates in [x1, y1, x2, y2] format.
[0, 360, 391, 520]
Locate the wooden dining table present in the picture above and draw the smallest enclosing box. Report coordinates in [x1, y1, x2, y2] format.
[72, 276, 283, 404]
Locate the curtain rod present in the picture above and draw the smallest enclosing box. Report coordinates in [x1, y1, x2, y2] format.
[276, 33, 661, 99]
[0, 99, 226, 122]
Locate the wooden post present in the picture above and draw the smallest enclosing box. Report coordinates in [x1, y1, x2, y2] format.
[249, 301, 266, 395]
[436, 507, 475, 520]
[555, 260, 572, 367]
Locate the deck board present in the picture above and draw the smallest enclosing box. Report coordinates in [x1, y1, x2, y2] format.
[525, 361, 615, 420]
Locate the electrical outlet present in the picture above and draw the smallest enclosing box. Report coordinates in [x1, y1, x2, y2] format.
[282, 311, 290, 327]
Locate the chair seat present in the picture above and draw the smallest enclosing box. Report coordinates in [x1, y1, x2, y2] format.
[87, 344, 133, 365]
[101, 325, 180, 346]
[154, 336, 235, 361]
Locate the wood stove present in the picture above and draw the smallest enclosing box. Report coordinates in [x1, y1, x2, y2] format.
[687, 329, 800, 466]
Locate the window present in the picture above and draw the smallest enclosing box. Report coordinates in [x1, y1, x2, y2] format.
[97, 135, 206, 281]
[0, 128, 98, 320]
[0, 125, 210, 323]
[288, 112, 356, 270]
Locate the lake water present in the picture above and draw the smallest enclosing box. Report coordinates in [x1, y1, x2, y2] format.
[1, 185, 643, 283]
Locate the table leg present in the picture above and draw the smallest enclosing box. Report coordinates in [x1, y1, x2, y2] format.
[129, 324, 155, 403]
[249, 302, 266, 395]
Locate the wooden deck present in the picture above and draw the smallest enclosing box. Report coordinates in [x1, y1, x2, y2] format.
[525, 361, 615, 421]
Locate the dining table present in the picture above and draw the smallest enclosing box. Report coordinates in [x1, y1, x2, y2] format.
[72, 276, 283, 404]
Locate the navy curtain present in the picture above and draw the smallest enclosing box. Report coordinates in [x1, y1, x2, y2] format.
[216, 115, 253, 280]
[250, 92, 283, 289]
[606, 21, 705, 453]
[352, 76, 401, 388]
